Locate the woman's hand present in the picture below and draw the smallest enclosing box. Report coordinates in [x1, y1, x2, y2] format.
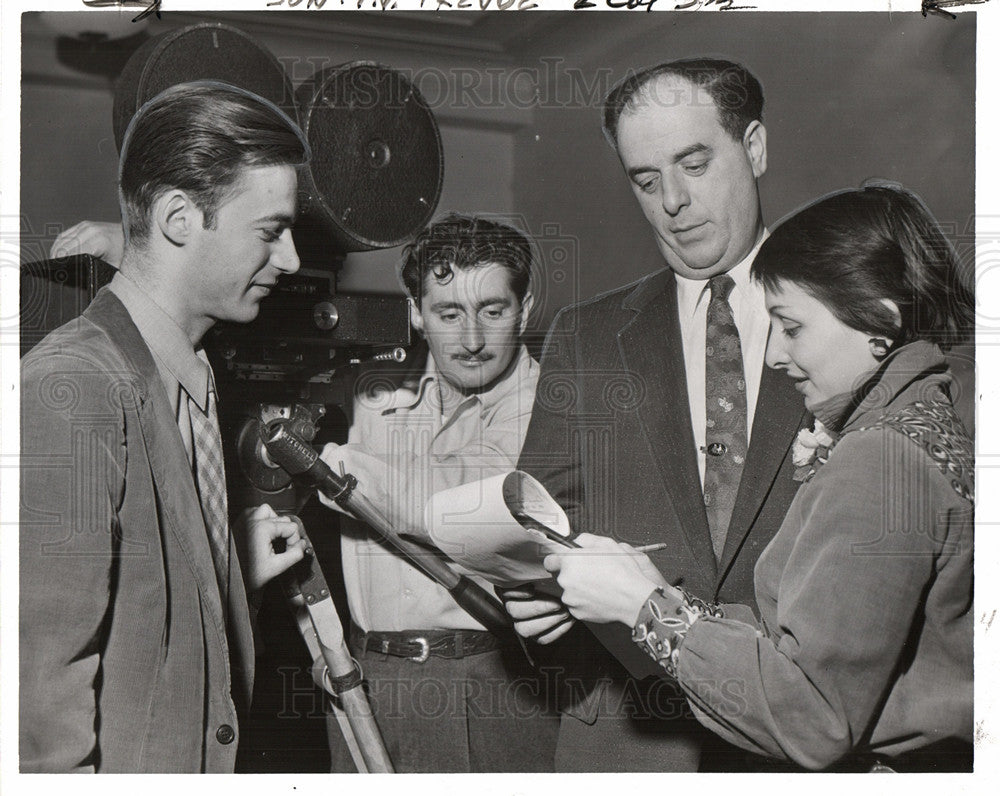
[543, 533, 667, 626]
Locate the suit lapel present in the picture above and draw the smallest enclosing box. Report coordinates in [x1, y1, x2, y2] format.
[617, 272, 717, 581]
[717, 361, 808, 579]
[84, 291, 242, 650]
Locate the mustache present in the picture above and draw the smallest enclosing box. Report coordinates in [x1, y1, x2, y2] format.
[451, 353, 494, 362]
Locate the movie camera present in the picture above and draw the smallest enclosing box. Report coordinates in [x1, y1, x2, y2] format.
[22, 21, 445, 509]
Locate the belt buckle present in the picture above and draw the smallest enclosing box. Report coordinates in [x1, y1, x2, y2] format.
[408, 636, 430, 663]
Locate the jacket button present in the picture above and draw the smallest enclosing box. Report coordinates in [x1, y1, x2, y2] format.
[216, 724, 236, 745]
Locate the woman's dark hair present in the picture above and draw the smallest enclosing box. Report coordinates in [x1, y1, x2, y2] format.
[751, 183, 974, 349]
[119, 80, 310, 244]
[400, 213, 534, 306]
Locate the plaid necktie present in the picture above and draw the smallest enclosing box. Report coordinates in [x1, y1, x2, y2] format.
[704, 274, 748, 560]
[190, 367, 230, 610]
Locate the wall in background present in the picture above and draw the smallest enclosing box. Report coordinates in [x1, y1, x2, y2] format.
[20, 11, 975, 336]
[512, 12, 976, 330]
[19, 11, 532, 295]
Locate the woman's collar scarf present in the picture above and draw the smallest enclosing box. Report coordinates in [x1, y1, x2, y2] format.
[790, 340, 949, 483]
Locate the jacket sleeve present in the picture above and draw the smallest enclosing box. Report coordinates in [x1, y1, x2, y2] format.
[19, 352, 126, 773]
[516, 307, 586, 530]
[667, 427, 966, 769]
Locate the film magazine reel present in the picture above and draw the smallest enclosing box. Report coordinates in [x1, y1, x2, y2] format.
[114, 22, 443, 253]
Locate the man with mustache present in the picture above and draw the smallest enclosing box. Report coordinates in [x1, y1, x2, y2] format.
[315, 213, 559, 772]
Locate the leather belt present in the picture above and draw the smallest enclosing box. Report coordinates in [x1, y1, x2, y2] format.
[350, 622, 511, 663]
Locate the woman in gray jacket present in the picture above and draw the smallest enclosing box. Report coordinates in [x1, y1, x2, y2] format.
[543, 184, 975, 772]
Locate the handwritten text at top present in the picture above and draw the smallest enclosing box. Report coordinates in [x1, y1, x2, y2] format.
[574, 0, 747, 10]
[264, 0, 542, 9]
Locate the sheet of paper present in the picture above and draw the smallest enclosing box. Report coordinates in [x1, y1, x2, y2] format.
[425, 471, 571, 587]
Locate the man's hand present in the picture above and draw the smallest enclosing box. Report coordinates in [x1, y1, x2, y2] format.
[499, 585, 576, 645]
[237, 504, 310, 591]
[542, 533, 667, 627]
[50, 221, 125, 267]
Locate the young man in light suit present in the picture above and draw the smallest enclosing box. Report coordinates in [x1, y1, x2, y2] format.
[503, 59, 808, 772]
[20, 82, 311, 772]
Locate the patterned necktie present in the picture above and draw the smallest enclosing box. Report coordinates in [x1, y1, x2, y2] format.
[190, 373, 230, 611]
[704, 274, 748, 560]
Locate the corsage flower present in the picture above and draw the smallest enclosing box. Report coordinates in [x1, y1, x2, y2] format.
[791, 420, 836, 482]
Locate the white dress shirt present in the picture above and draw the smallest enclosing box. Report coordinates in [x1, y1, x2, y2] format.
[674, 234, 770, 486]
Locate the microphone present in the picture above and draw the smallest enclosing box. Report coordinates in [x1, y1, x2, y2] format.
[263, 422, 356, 504]
[261, 422, 513, 632]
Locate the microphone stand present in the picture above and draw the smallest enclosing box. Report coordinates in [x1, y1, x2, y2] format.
[260, 421, 530, 772]
[258, 422, 394, 773]
[263, 422, 513, 631]
[278, 519, 393, 773]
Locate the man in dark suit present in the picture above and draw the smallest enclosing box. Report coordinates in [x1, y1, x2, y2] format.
[19, 81, 310, 772]
[503, 59, 808, 772]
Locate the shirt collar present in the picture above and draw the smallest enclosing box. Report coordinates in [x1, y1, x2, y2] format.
[381, 344, 533, 416]
[108, 271, 211, 411]
[674, 230, 769, 317]
[468, 344, 533, 411]
[812, 340, 950, 435]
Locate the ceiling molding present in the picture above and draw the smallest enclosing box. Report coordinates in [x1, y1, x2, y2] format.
[167, 11, 519, 61]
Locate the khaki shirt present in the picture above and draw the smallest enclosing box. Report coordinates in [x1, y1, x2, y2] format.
[332, 345, 538, 632]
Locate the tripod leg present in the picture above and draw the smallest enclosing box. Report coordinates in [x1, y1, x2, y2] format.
[282, 524, 394, 773]
[318, 659, 369, 773]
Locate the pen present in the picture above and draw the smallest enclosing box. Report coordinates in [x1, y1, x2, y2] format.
[512, 510, 582, 548]
[513, 512, 670, 556]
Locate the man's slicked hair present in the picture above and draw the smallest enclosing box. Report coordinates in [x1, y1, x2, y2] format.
[400, 213, 534, 307]
[119, 80, 310, 244]
[602, 58, 764, 148]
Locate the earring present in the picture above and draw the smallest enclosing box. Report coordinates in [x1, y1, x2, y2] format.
[868, 338, 890, 359]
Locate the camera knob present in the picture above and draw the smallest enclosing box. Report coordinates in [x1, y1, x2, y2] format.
[313, 301, 339, 331]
